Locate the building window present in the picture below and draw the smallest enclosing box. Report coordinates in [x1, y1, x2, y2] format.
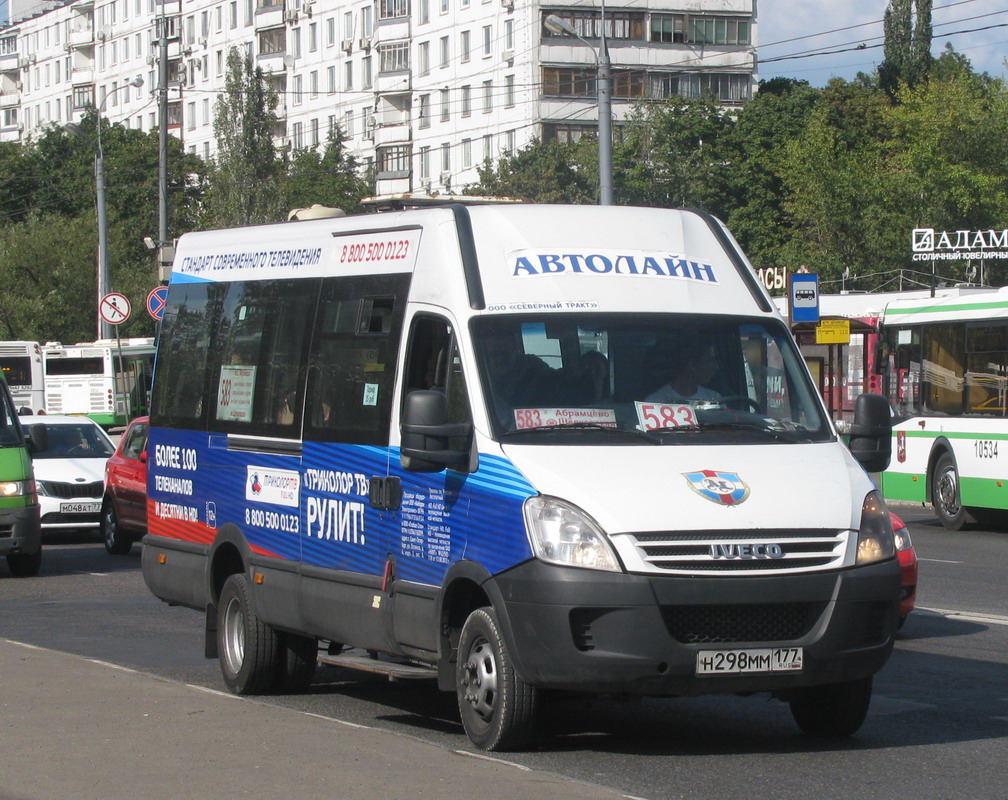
[419, 0, 429, 24]
[419, 145, 430, 179]
[461, 85, 471, 116]
[361, 6, 373, 36]
[378, 41, 410, 72]
[417, 41, 429, 75]
[418, 94, 430, 128]
[326, 18, 335, 47]
[377, 144, 411, 175]
[483, 134, 491, 162]
[649, 13, 750, 45]
[293, 74, 303, 105]
[439, 36, 449, 67]
[344, 60, 353, 90]
[309, 23, 317, 52]
[482, 79, 492, 112]
[310, 70, 318, 98]
[482, 25, 491, 56]
[292, 121, 303, 150]
[505, 74, 514, 107]
[310, 118, 320, 147]
[328, 65, 336, 93]
[440, 88, 450, 122]
[460, 30, 470, 62]
[379, 0, 409, 20]
[543, 10, 646, 40]
[461, 138, 471, 168]
[441, 142, 450, 172]
[649, 71, 751, 103]
[259, 27, 285, 55]
[343, 110, 353, 137]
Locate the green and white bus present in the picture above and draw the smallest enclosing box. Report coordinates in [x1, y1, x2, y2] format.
[877, 289, 1008, 529]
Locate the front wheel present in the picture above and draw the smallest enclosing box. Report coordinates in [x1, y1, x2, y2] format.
[6, 548, 41, 577]
[101, 500, 132, 555]
[789, 677, 873, 737]
[932, 453, 968, 531]
[456, 606, 538, 751]
[217, 573, 279, 695]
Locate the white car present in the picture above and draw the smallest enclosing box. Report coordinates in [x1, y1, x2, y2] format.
[21, 415, 116, 532]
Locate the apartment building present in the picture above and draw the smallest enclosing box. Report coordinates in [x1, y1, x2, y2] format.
[0, 0, 757, 195]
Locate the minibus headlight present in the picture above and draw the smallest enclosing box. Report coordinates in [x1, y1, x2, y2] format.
[856, 490, 896, 565]
[523, 496, 621, 573]
[0, 479, 35, 499]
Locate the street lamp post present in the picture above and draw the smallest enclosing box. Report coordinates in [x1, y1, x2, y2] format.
[545, 3, 613, 205]
[70, 77, 144, 340]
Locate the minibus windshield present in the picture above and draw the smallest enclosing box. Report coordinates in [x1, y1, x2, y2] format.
[472, 314, 832, 444]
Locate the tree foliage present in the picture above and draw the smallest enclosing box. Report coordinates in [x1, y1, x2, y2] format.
[204, 47, 284, 227]
[283, 127, 372, 215]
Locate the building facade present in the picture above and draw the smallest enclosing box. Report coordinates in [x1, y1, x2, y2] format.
[0, 0, 757, 195]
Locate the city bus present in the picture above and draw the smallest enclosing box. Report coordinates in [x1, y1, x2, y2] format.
[142, 203, 897, 750]
[877, 288, 1008, 529]
[0, 341, 45, 413]
[43, 339, 155, 428]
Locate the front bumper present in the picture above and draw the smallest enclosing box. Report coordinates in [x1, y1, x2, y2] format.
[0, 503, 42, 557]
[492, 557, 901, 696]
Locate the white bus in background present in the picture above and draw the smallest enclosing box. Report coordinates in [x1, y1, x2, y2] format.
[0, 341, 45, 413]
[43, 339, 155, 428]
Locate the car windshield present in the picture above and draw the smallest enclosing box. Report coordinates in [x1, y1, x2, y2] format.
[471, 314, 832, 444]
[34, 423, 115, 459]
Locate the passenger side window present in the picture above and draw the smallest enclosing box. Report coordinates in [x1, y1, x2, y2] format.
[208, 279, 320, 436]
[303, 274, 410, 445]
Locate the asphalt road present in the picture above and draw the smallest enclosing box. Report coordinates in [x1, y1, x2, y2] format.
[1, 510, 1007, 800]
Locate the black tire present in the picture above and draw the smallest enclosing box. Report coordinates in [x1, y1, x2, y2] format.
[271, 633, 318, 694]
[456, 606, 538, 751]
[6, 548, 41, 577]
[789, 677, 873, 738]
[217, 573, 279, 695]
[101, 499, 132, 555]
[932, 452, 968, 531]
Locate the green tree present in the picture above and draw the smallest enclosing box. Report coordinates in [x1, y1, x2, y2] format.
[464, 138, 594, 203]
[620, 95, 734, 212]
[204, 47, 283, 226]
[283, 127, 371, 215]
[879, 0, 933, 98]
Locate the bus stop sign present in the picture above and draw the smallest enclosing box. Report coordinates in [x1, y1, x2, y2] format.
[789, 273, 820, 325]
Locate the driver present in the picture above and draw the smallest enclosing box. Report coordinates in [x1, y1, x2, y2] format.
[647, 341, 721, 403]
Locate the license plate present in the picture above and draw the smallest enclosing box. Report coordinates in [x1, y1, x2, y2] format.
[696, 647, 803, 675]
[60, 502, 101, 514]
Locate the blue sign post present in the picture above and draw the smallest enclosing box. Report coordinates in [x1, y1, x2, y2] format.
[789, 273, 820, 326]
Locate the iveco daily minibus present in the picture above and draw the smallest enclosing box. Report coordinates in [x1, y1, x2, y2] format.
[142, 202, 898, 750]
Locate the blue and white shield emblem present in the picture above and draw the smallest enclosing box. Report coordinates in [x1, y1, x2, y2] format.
[684, 470, 751, 506]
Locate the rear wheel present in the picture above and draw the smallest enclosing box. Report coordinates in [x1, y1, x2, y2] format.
[271, 633, 318, 693]
[101, 500, 132, 555]
[217, 573, 279, 694]
[932, 453, 968, 531]
[456, 606, 538, 751]
[6, 548, 41, 577]
[789, 677, 873, 738]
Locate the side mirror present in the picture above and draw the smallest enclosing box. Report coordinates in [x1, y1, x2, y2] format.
[25, 423, 48, 454]
[139, 450, 148, 463]
[849, 393, 892, 474]
[400, 390, 473, 473]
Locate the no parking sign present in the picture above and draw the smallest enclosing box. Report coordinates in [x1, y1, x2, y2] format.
[147, 286, 168, 321]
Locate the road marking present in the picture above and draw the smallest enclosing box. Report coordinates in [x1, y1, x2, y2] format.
[917, 607, 1008, 626]
[917, 558, 962, 564]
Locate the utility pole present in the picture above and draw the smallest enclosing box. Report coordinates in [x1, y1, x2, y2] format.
[156, 11, 173, 283]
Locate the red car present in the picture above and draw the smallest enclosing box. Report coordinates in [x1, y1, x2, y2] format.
[890, 511, 918, 628]
[100, 415, 149, 555]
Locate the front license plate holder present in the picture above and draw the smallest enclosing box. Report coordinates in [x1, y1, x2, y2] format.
[60, 502, 101, 514]
[696, 647, 803, 676]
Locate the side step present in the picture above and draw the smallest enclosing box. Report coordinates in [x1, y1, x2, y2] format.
[317, 648, 437, 682]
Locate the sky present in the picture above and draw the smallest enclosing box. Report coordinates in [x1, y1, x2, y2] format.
[757, 0, 1008, 86]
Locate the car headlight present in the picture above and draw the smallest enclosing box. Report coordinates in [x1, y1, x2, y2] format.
[0, 479, 36, 499]
[523, 495, 622, 572]
[856, 490, 896, 565]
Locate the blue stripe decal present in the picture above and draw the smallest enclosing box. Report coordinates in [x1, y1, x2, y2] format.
[148, 428, 537, 586]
